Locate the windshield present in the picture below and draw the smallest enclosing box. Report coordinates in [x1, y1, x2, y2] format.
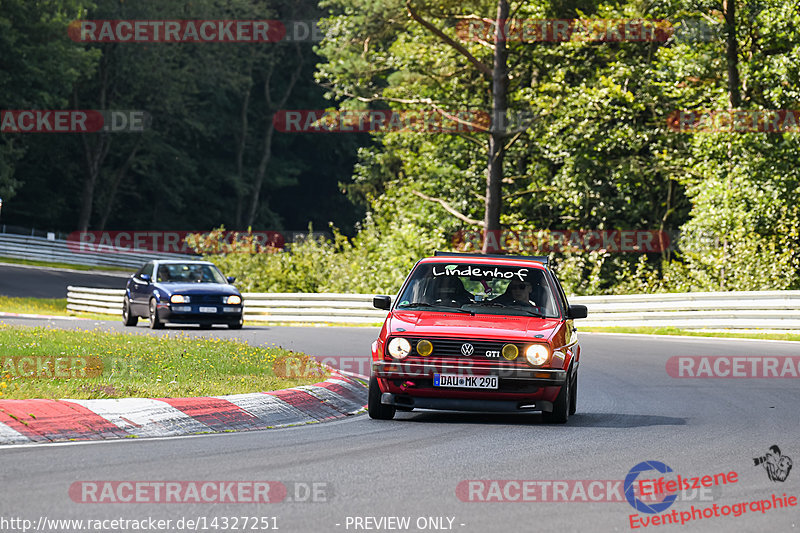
[395, 262, 559, 318]
[156, 263, 227, 284]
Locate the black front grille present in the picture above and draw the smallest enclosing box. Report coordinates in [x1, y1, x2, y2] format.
[398, 337, 529, 363]
[189, 294, 222, 304]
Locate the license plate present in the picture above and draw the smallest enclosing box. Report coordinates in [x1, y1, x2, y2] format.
[199, 306, 217, 313]
[433, 374, 498, 389]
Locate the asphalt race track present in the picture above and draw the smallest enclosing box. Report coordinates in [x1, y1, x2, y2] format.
[0, 264, 130, 299]
[1, 313, 799, 532]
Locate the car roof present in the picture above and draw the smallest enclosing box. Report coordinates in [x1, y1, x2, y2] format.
[154, 260, 215, 265]
[421, 252, 549, 270]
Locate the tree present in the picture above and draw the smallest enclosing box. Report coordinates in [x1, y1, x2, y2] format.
[0, 0, 98, 207]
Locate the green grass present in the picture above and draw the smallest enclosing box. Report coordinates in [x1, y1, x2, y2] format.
[583, 326, 800, 342]
[0, 296, 113, 320]
[0, 325, 329, 399]
[0, 296, 69, 316]
[0, 256, 133, 273]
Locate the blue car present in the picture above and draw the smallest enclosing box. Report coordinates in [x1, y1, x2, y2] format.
[123, 260, 244, 329]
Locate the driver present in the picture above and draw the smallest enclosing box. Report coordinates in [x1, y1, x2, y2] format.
[494, 280, 534, 306]
[429, 275, 472, 307]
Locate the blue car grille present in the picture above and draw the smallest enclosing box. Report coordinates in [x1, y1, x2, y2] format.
[189, 294, 222, 304]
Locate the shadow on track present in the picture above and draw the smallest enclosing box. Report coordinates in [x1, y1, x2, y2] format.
[393, 411, 686, 428]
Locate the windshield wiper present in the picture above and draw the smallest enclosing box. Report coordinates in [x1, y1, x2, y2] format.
[398, 302, 474, 315]
[472, 301, 508, 308]
[519, 309, 546, 318]
[470, 301, 546, 318]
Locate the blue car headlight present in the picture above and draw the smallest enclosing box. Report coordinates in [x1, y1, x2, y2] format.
[170, 294, 190, 304]
[224, 295, 242, 305]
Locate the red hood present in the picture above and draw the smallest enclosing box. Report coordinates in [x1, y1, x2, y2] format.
[388, 310, 560, 342]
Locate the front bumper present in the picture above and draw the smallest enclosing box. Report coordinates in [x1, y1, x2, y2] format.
[372, 361, 567, 386]
[158, 304, 243, 324]
[380, 392, 555, 413]
[372, 360, 567, 409]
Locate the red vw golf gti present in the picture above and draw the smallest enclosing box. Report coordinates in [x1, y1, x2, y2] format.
[369, 252, 587, 423]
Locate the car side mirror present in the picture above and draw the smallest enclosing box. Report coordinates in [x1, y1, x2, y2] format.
[227, 277, 236, 284]
[139, 274, 151, 283]
[373, 295, 391, 310]
[567, 304, 587, 319]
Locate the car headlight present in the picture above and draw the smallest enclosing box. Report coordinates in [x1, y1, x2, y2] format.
[387, 338, 411, 359]
[170, 294, 190, 304]
[502, 343, 519, 360]
[524, 344, 549, 366]
[416, 339, 433, 357]
[225, 295, 242, 305]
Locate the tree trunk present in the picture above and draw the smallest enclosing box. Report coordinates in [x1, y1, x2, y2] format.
[722, 0, 740, 289]
[482, 0, 509, 253]
[245, 44, 303, 228]
[234, 83, 251, 229]
[97, 143, 140, 231]
[724, 0, 741, 108]
[77, 134, 111, 232]
[246, 115, 277, 227]
[76, 49, 112, 233]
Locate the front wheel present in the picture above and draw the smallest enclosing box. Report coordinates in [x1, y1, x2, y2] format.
[228, 319, 243, 330]
[542, 371, 571, 424]
[122, 297, 138, 327]
[568, 372, 577, 416]
[149, 298, 164, 329]
[368, 376, 395, 420]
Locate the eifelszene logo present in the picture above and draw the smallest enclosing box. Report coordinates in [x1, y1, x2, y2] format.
[625, 461, 678, 514]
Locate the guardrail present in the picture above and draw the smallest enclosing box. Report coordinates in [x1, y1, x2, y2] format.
[0, 234, 192, 269]
[572, 291, 800, 332]
[66, 287, 800, 331]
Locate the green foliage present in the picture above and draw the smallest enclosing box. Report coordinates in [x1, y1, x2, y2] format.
[313, 0, 800, 294]
[3, 0, 799, 294]
[0, 0, 98, 200]
[191, 207, 447, 294]
[2, 0, 365, 234]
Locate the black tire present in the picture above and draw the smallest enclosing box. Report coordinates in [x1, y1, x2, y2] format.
[149, 298, 164, 329]
[228, 319, 243, 330]
[542, 370, 571, 424]
[568, 371, 577, 416]
[122, 297, 138, 327]
[198, 323, 213, 330]
[368, 376, 395, 420]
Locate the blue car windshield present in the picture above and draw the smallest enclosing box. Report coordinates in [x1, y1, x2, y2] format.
[156, 263, 227, 284]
